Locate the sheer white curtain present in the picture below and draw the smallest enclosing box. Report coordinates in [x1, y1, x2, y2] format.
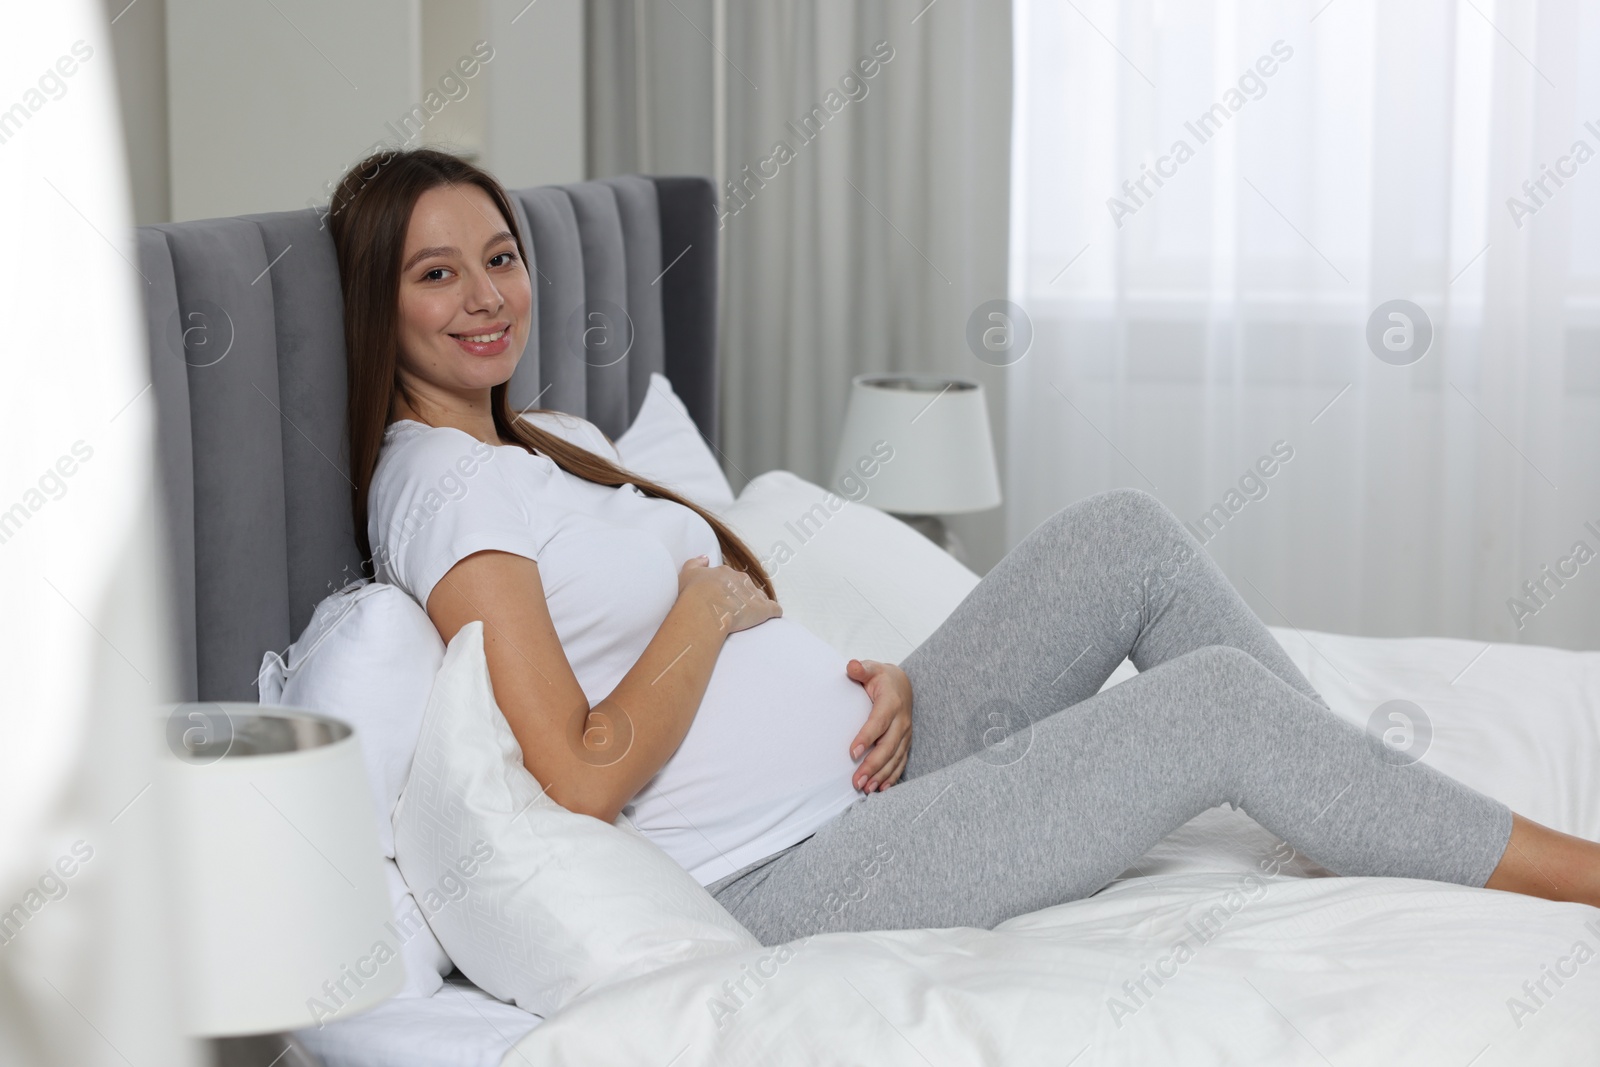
[1009, 0, 1600, 650]
[588, 0, 1014, 567]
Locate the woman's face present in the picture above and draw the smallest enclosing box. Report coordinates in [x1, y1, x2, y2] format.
[394, 182, 532, 411]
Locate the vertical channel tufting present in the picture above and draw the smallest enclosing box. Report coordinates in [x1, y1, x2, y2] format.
[155, 218, 292, 702]
[650, 177, 720, 449]
[514, 187, 588, 420]
[600, 176, 666, 428]
[242, 209, 367, 638]
[559, 182, 631, 441]
[138, 228, 199, 703]
[500, 193, 544, 414]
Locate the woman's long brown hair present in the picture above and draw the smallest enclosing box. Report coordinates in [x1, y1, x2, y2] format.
[326, 147, 773, 599]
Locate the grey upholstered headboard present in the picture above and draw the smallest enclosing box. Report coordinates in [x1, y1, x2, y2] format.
[137, 175, 720, 704]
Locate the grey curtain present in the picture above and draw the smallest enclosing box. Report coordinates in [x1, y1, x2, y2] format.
[587, 0, 1013, 568]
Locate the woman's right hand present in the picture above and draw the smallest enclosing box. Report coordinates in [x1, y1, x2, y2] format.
[678, 555, 782, 635]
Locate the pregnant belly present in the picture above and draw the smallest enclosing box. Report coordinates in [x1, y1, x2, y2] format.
[622, 617, 873, 882]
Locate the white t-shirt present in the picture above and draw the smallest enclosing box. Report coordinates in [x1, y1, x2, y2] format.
[368, 418, 869, 886]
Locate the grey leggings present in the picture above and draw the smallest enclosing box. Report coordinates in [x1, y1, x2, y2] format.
[705, 488, 1514, 947]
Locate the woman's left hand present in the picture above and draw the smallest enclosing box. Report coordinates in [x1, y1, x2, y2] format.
[846, 659, 913, 793]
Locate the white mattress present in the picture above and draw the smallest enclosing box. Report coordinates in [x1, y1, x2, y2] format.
[301, 625, 1600, 1067]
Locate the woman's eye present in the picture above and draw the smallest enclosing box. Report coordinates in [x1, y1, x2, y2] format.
[490, 251, 518, 268]
[423, 267, 450, 282]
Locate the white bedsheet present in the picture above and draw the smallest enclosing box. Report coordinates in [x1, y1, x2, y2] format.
[302, 626, 1600, 1066]
[295, 978, 540, 1067]
[1266, 625, 1597, 841]
[503, 627, 1600, 1066]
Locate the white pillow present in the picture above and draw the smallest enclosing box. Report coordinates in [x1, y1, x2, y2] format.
[392, 620, 760, 1017]
[717, 471, 981, 663]
[258, 581, 444, 856]
[378, 858, 453, 999]
[612, 372, 735, 509]
[517, 374, 732, 509]
[258, 580, 452, 998]
[520, 409, 620, 463]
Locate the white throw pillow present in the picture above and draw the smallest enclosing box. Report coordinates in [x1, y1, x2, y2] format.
[392, 621, 761, 1017]
[717, 471, 982, 664]
[612, 372, 735, 509]
[257, 580, 452, 999]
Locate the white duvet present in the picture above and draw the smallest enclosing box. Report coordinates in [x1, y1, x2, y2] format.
[500, 627, 1600, 1067]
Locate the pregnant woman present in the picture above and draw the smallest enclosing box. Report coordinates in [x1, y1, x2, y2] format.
[331, 148, 1600, 949]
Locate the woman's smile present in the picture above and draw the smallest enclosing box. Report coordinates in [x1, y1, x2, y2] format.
[450, 320, 513, 357]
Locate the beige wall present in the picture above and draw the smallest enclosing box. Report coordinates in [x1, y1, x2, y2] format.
[166, 0, 421, 221]
[104, 0, 170, 225]
[101, 0, 584, 224]
[483, 0, 586, 189]
[420, 0, 490, 161]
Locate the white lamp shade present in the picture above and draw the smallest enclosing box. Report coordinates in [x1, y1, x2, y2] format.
[165, 706, 403, 1036]
[830, 374, 1002, 515]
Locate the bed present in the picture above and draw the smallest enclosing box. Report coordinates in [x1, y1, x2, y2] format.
[285, 621, 1599, 1067]
[137, 176, 1600, 1067]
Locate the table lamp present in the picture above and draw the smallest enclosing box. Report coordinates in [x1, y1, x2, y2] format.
[164, 704, 402, 1055]
[830, 373, 1002, 556]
